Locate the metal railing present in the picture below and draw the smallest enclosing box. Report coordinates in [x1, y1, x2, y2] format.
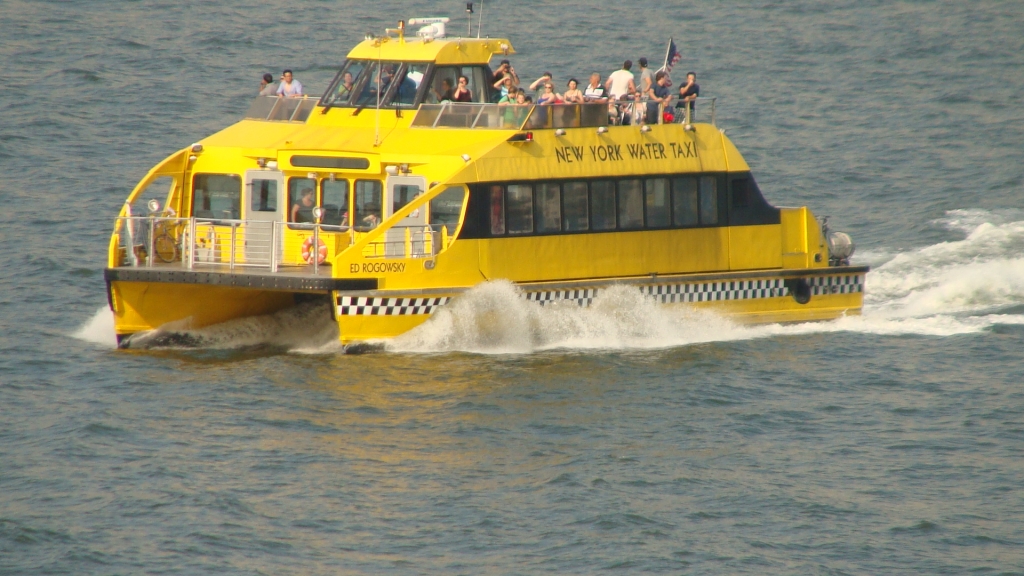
[244, 95, 321, 122]
[113, 216, 351, 275]
[411, 97, 716, 130]
[361, 223, 455, 259]
[113, 216, 453, 273]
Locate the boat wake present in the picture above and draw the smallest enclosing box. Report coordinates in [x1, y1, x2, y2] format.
[74, 209, 1024, 353]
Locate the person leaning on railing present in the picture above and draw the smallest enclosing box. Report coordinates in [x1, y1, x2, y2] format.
[674, 71, 700, 120]
[259, 73, 276, 96]
[277, 69, 303, 98]
[645, 71, 672, 125]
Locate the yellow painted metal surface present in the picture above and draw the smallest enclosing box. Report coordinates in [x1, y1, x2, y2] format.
[345, 36, 515, 63]
[729, 225, 782, 271]
[110, 281, 296, 336]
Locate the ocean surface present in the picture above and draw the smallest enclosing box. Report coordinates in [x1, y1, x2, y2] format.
[2, 0, 1024, 573]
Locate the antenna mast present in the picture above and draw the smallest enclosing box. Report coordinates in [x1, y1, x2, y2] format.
[477, 0, 484, 38]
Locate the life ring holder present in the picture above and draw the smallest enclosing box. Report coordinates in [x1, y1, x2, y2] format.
[301, 236, 327, 265]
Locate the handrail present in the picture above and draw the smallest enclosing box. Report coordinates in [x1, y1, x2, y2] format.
[112, 216, 349, 272]
[411, 97, 717, 130]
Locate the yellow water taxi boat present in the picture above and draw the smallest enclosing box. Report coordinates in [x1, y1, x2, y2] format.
[105, 18, 865, 348]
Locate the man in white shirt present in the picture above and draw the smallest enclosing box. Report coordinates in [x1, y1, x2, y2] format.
[605, 60, 636, 100]
[276, 69, 303, 97]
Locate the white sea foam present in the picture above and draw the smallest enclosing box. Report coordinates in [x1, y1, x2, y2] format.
[72, 306, 118, 348]
[72, 210, 1024, 353]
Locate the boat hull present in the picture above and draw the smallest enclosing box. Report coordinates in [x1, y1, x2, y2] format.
[332, 266, 866, 343]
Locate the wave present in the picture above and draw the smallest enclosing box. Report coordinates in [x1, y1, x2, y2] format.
[73, 209, 1024, 354]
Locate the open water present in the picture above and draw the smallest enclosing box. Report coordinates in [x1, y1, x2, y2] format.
[2, 0, 1024, 573]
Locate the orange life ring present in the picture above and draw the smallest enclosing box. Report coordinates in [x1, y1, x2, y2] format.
[301, 236, 327, 264]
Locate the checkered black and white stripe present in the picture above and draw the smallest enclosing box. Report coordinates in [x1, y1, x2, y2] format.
[642, 279, 788, 304]
[809, 275, 863, 296]
[336, 296, 450, 316]
[524, 289, 598, 307]
[335, 274, 863, 316]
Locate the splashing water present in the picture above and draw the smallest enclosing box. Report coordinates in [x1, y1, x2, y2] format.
[73, 210, 1024, 354]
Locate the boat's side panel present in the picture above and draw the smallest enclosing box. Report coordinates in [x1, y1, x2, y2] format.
[477, 228, 726, 283]
[109, 281, 296, 337]
[332, 270, 865, 344]
[728, 225, 783, 270]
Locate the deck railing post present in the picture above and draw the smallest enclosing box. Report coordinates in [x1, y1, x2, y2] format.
[187, 218, 195, 270]
[313, 224, 320, 275]
[270, 221, 278, 273]
[229, 223, 236, 270]
[147, 218, 155, 267]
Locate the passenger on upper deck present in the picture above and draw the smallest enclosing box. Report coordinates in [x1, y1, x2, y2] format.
[453, 75, 473, 102]
[277, 70, 303, 98]
[498, 86, 520, 105]
[674, 71, 700, 118]
[606, 61, 636, 100]
[494, 75, 517, 100]
[492, 59, 519, 87]
[645, 71, 672, 124]
[638, 58, 654, 95]
[259, 73, 276, 96]
[583, 73, 607, 102]
[291, 187, 315, 223]
[537, 83, 563, 105]
[528, 72, 553, 94]
[562, 78, 585, 104]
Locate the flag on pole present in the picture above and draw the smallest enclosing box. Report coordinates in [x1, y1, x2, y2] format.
[662, 38, 682, 73]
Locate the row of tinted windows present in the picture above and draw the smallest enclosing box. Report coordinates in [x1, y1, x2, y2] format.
[483, 176, 722, 237]
[191, 174, 464, 231]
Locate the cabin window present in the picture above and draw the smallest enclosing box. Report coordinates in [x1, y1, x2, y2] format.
[321, 179, 349, 227]
[731, 178, 751, 209]
[617, 179, 644, 230]
[249, 179, 278, 214]
[672, 176, 698, 226]
[288, 177, 317, 224]
[699, 176, 718, 225]
[562, 181, 589, 231]
[354, 180, 382, 230]
[645, 178, 671, 228]
[192, 174, 241, 220]
[430, 186, 466, 236]
[391, 63, 429, 108]
[354, 61, 403, 107]
[489, 185, 505, 235]
[323, 60, 367, 107]
[393, 183, 422, 214]
[506, 184, 533, 234]
[426, 65, 489, 104]
[535, 183, 561, 233]
[591, 180, 616, 231]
